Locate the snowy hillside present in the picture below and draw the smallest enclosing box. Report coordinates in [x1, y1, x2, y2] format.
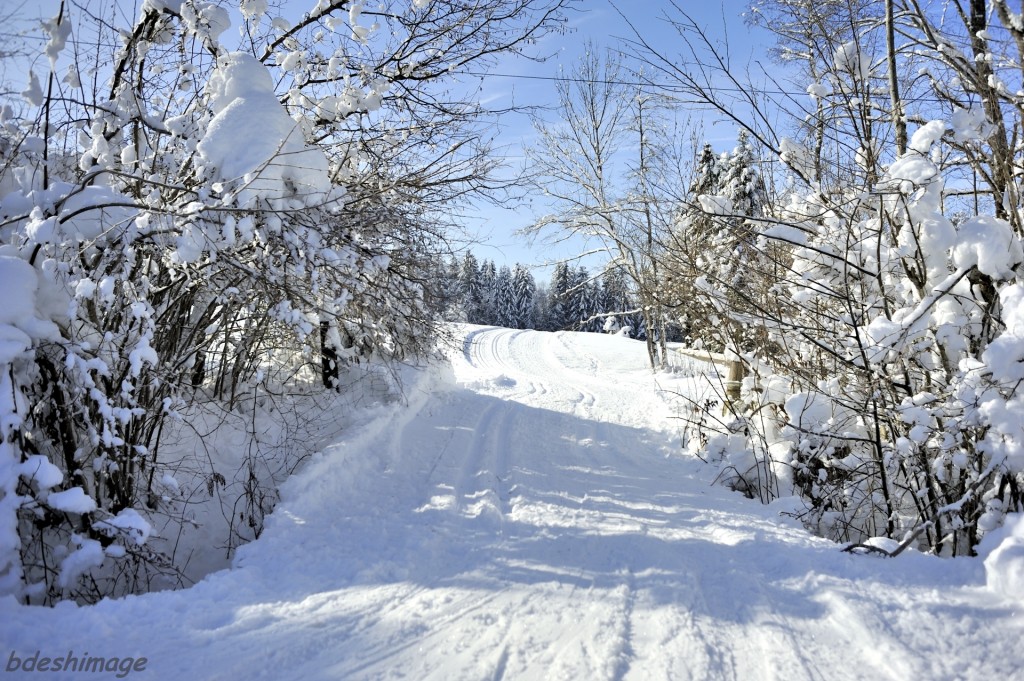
[4, 326, 1021, 680]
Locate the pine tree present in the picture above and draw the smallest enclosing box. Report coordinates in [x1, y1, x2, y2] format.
[719, 130, 767, 243]
[532, 285, 552, 331]
[510, 265, 536, 329]
[691, 142, 723, 196]
[442, 257, 465, 321]
[460, 252, 485, 323]
[479, 260, 498, 325]
[548, 263, 572, 330]
[601, 267, 640, 336]
[494, 265, 515, 327]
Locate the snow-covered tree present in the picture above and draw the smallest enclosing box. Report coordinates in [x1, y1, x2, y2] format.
[631, 0, 1024, 555]
[601, 267, 639, 337]
[532, 284, 552, 332]
[547, 262, 573, 330]
[0, 0, 574, 603]
[457, 252, 482, 323]
[493, 265, 514, 328]
[526, 45, 679, 365]
[479, 259, 499, 325]
[510, 265, 537, 330]
[665, 131, 771, 354]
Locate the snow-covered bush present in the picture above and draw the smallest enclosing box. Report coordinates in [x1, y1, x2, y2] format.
[646, 1, 1024, 556]
[0, 0, 571, 603]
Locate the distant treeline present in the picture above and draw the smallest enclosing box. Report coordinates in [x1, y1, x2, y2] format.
[442, 252, 680, 340]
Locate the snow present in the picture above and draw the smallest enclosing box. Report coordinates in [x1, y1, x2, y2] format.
[2, 327, 1021, 679]
[806, 81, 831, 99]
[0, 256, 60, 362]
[952, 215, 1021, 279]
[127, 334, 158, 377]
[197, 52, 331, 208]
[21, 73, 43, 107]
[982, 514, 1024, 600]
[42, 12, 72, 72]
[58, 536, 105, 589]
[697, 193, 733, 216]
[93, 509, 152, 547]
[951, 106, 991, 142]
[19, 456, 63, 490]
[180, 2, 231, 43]
[908, 119, 947, 154]
[833, 41, 873, 80]
[45, 487, 97, 514]
[986, 284, 1024, 382]
[25, 185, 138, 246]
[0, 256, 40, 327]
[240, 0, 268, 20]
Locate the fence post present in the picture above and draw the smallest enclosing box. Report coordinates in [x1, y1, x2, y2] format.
[724, 358, 744, 414]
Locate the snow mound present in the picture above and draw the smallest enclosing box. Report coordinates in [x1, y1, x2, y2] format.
[983, 514, 1024, 601]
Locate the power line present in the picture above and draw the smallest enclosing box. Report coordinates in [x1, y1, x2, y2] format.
[462, 69, 782, 95]
[460, 70, 997, 106]
[0, 29, 1006, 107]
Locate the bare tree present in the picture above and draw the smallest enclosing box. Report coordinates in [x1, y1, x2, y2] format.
[525, 44, 679, 367]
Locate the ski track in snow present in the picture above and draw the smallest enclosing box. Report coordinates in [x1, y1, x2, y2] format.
[3, 325, 1022, 680]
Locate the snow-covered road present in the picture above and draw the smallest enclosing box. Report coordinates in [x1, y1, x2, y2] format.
[4, 327, 1021, 680]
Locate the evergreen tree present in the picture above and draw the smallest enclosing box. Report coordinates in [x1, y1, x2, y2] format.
[510, 265, 537, 329]
[721, 131, 766, 217]
[601, 268, 640, 336]
[494, 265, 515, 327]
[460, 252, 485, 323]
[532, 285, 552, 331]
[479, 260, 498, 325]
[548, 262, 572, 330]
[442, 257, 465, 321]
[691, 142, 723, 197]
[565, 266, 585, 330]
[568, 267, 601, 332]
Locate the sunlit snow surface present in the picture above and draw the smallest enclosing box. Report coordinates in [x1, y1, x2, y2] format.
[3, 326, 1022, 680]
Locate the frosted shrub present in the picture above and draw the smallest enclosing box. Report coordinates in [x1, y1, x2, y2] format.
[641, 1, 1024, 556]
[0, 0, 571, 602]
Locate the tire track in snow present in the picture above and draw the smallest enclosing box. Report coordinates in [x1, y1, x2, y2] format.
[327, 327, 1017, 681]
[464, 328, 828, 680]
[455, 328, 654, 678]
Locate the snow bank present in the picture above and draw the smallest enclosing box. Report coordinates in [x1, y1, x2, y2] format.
[982, 514, 1024, 601]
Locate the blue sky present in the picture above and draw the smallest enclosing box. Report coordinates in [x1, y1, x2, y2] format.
[456, 1, 776, 278]
[6, 1, 775, 279]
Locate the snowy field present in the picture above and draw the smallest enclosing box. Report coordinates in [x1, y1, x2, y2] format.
[3, 326, 1022, 680]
